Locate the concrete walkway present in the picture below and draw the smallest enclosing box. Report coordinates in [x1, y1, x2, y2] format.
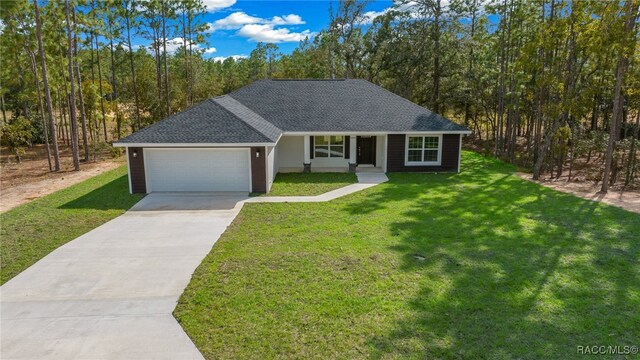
[0, 173, 387, 359]
[246, 173, 388, 203]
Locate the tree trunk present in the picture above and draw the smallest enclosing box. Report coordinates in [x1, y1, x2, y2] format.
[64, 0, 81, 171]
[58, 88, 68, 144]
[431, 0, 442, 114]
[27, 48, 52, 171]
[464, 0, 478, 130]
[161, 0, 171, 116]
[1, 93, 6, 123]
[89, 31, 98, 143]
[95, 36, 108, 141]
[73, 8, 89, 161]
[125, 2, 142, 130]
[108, 15, 122, 139]
[182, 10, 190, 107]
[495, 0, 510, 157]
[601, 0, 638, 193]
[625, 111, 639, 185]
[153, 28, 164, 118]
[34, 0, 61, 171]
[187, 11, 194, 105]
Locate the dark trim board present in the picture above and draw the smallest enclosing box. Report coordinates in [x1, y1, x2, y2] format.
[344, 136, 350, 160]
[386, 134, 460, 172]
[250, 146, 267, 193]
[128, 147, 147, 193]
[126, 146, 267, 194]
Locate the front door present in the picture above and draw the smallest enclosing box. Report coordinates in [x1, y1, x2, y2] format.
[357, 136, 376, 165]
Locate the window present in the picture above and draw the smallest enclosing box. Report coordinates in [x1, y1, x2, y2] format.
[406, 135, 441, 165]
[315, 136, 344, 158]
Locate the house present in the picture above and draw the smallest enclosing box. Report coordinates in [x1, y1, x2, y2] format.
[113, 79, 471, 193]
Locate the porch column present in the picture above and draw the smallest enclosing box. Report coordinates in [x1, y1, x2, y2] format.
[303, 135, 311, 172]
[349, 136, 357, 164]
[383, 135, 388, 172]
[349, 135, 357, 172]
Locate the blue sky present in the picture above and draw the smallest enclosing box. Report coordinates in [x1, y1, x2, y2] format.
[176, 0, 394, 61]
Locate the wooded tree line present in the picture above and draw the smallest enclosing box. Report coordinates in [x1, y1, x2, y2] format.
[1, 0, 638, 193]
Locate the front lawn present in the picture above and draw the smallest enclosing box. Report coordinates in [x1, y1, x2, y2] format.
[175, 151, 639, 359]
[0, 166, 143, 284]
[266, 172, 357, 196]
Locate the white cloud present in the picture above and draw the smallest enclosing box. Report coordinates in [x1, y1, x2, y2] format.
[212, 55, 248, 62]
[237, 24, 314, 43]
[360, 9, 389, 24]
[207, 11, 306, 32]
[269, 14, 305, 26]
[164, 37, 191, 53]
[150, 37, 214, 55]
[207, 11, 313, 43]
[208, 12, 263, 31]
[359, 1, 433, 24]
[202, 0, 236, 12]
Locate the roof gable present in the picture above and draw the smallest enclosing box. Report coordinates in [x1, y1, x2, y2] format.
[213, 96, 282, 142]
[116, 99, 274, 144]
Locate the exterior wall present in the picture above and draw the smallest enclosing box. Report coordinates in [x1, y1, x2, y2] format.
[267, 146, 276, 191]
[376, 136, 385, 168]
[386, 134, 460, 172]
[128, 147, 146, 193]
[311, 157, 350, 168]
[276, 135, 305, 168]
[251, 146, 267, 193]
[275, 134, 350, 170]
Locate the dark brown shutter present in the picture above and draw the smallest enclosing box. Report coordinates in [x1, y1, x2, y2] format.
[344, 136, 350, 159]
[309, 136, 314, 160]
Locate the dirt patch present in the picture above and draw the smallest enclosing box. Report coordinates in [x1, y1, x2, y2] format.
[517, 173, 640, 214]
[1, 145, 125, 212]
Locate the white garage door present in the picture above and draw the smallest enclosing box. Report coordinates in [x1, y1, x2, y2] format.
[144, 148, 250, 192]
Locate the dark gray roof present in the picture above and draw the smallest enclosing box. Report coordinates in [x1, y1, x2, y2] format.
[213, 96, 281, 141]
[116, 99, 274, 144]
[229, 79, 469, 132]
[117, 79, 468, 145]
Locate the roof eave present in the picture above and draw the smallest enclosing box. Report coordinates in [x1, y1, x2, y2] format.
[112, 142, 277, 148]
[281, 130, 472, 136]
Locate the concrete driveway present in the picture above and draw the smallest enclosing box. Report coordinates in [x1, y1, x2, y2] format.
[1, 193, 247, 360]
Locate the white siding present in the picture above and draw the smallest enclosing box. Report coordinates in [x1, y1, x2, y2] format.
[311, 157, 350, 167]
[376, 135, 385, 168]
[267, 146, 276, 191]
[276, 135, 305, 168]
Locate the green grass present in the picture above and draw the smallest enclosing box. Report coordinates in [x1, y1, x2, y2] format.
[265, 172, 358, 196]
[0, 166, 144, 284]
[175, 151, 640, 359]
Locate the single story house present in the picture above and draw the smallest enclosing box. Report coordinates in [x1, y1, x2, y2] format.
[114, 79, 471, 193]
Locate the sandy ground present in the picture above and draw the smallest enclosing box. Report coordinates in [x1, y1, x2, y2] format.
[517, 173, 640, 214]
[1, 145, 124, 213]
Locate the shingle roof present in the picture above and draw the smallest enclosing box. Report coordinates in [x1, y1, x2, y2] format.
[116, 79, 469, 145]
[213, 96, 282, 142]
[116, 99, 274, 144]
[229, 79, 469, 132]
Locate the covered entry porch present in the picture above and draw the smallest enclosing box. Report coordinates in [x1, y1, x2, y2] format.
[275, 134, 387, 173]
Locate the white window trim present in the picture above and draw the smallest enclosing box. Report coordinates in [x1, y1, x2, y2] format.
[314, 135, 345, 159]
[404, 134, 442, 166]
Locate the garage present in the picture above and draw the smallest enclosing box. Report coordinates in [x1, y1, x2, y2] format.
[143, 148, 251, 192]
